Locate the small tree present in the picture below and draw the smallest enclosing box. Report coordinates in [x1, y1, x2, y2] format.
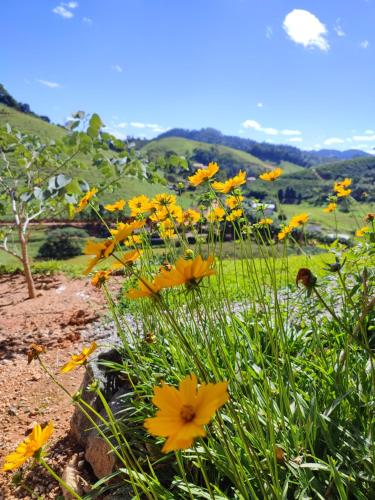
[0, 113, 149, 298]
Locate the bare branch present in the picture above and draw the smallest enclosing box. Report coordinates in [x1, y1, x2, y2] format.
[0, 234, 22, 262]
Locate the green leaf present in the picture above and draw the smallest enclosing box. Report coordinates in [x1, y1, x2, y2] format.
[48, 174, 72, 191]
[87, 113, 103, 138]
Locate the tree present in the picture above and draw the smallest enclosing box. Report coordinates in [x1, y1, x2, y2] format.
[0, 113, 148, 298]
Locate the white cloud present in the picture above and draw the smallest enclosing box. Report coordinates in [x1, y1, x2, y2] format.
[242, 120, 301, 137]
[365, 129, 374, 134]
[281, 129, 302, 136]
[53, 5, 73, 18]
[242, 119, 278, 135]
[117, 122, 128, 129]
[334, 18, 345, 37]
[38, 79, 61, 88]
[83, 17, 93, 24]
[130, 122, 168, 133]
[283, 9, 329, 51]
[53, 2, 78, 18]
[352, 134, 375, 141]
[360, 40, 369, 49]
[112, 64, 123, 73]
[266, 26, 273, 39]
[323, 137, 345, 145]
[256, 102, 263, 108]
[131, 122, 146, 128]
[288, 137, 303, 142]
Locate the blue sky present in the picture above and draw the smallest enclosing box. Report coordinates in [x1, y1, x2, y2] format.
[1, 0, 375, 151]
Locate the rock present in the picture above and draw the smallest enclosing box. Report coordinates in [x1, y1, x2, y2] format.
[70, 348, 133, 479]
[85, 435, 115, 479]
[62, 454, 90, 499]
[70, 348, 124, 447]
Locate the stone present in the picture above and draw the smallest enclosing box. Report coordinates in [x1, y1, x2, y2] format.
[70, 348, 124, 448]
[70, 348, 133, 479]
[85, 435, 115, 479]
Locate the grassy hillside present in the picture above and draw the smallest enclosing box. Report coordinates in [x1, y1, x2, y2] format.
[0, 103, 66, 141]
[142, 137, 304, 176]
[0, 105, 192, 212]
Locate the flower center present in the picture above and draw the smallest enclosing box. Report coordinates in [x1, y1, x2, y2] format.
[180, 404, 196, 423]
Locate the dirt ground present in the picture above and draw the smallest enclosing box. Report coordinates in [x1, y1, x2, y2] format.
[0, 273, 110, 499]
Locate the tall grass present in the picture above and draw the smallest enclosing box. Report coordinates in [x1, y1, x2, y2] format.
[7, 170, 374, 500]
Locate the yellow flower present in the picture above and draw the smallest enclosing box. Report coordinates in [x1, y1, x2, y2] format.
[355, 226, 370, 237]
[155, 255, 215, 289]
[160, 229, 177, 240]
[226, 209, 243, 222]
[337, 178, 352, 188]
[188, 162, 219, 186]
[259, 168, 283, 182]
[110, 220, 146, 252]
[164, 204, 184, 224]
[83, 239, 114, 275]
[290, 213, 309, 228]
[111, 249, 143, 269]
[212, 171, 246, 194]
[144, 374, 229, 453]
[225, 195, 244, 209]
[182, 209, 201, 226]
[75, 187, 98, 213]
[334, 178, 352, 197]
[91, 269, 112, 288]
[128, 195, 152, 216]
[60, 342, 97, 373]
[152, 193, 177, 209]
[104, 199, 126, 212]
[324, 203, 337, 213]
[278, 225, 293, 240]
[126, 278, 164, 299]
[336, 186, 352, 198]
[125, 234, 142, 247]
[207, 207, 225, 223]
[259, 218, 273, 226]
[3, 422, 54, 471]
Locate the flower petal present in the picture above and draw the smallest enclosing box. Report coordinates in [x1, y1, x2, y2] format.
[194, 382, 229, 425]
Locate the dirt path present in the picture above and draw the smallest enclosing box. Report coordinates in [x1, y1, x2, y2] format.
[0, 273, 111, 499]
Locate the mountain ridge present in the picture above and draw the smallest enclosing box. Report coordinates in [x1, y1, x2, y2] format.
[157, 127, 371, 167]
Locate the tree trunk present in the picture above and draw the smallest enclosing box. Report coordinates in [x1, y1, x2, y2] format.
[19, 229, 36, 299]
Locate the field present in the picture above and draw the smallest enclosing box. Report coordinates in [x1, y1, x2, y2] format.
[281, 201, 374, 233]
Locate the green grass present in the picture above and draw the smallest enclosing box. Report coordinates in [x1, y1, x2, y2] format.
[142, 137, 303, 175]
[0, 104, 66, 141]
[281, 201, 374, 233]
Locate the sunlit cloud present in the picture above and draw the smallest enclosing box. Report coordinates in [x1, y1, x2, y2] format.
[37, 79, 61, 88]
[323, 137, 345, 145]
[112, 64, 123, 73]
[288, 137, 303, 142]
[334, 18, 345, 37]
[360, 40, 369, 49]
[266, 26, 273, 39]
[256, 102, 264, 108]
[242, 120, 301, 137]
[283, 9, 329, 51]
[83, 17, 93, 24]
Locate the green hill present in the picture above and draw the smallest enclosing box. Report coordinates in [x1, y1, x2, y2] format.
[250, 156, 375, 203]
[0, 104, 191, 210]
[0, 103, 66, 142]
[142, 137, 304, 176]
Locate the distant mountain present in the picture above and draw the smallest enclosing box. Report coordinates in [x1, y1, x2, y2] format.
[157, 128, 370, 167]
[309, 149, 371, 160]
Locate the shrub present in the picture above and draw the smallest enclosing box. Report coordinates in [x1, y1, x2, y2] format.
[37, 227, 88, 260]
